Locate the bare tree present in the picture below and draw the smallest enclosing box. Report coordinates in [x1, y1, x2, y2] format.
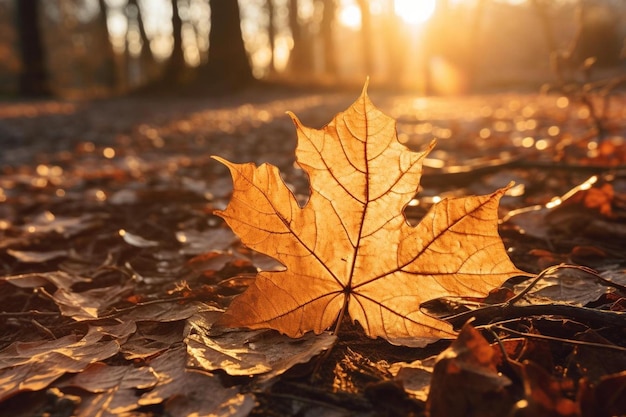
[286, 0, 312, 75]
[356, 0, 373, 76]
[203, 0, 253, 87]
[319, 0, 337, 76]
[127, 0, 154, 65]
[163, 0, 187, 82]
[16, 0, 50, 96]
[266, 0, 276, 75]
[382, 0, 404, 89]
[96, 0, 118, 89]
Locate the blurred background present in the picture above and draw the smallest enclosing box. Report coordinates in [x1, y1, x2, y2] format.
[0, 0, 625, 98]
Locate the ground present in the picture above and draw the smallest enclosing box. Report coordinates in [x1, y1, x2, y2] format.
[0, 85, 625, 416]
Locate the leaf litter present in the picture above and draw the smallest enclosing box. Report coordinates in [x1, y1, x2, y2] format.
[0, 86, 625, 416]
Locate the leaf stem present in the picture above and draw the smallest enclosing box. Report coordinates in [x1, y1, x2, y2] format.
[333, 294, 350, 336]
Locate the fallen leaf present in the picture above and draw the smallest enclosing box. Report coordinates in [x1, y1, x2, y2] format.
[0, 328, 120, 401]
[516, 360, 579, 417]
[568, 329, 626, 383]
[53, 281, 135, 320]
[65, 362, 158, 417]
[122, 300, 221, 323]
[579, 370, 626, 417]
[19, 211, 102, 238]
[1, 271, 92, 289]
[120, 321, 186, 360]
[502, 175, 620, 242]
[214, 83, 524, 346]
[389, 356, 437, 402]
[7, 249, 69, 263]
[1, 272, 138, 322]
[186, 311, 336, 381]
[332, 348, 391, 395]
[177, 227, 239, 255]
[60, 362, 159, 416]
[512, 268, 616, 307]
[139, 347, 256, 417]
[426, 323, 512, 417]
[119, 229, 159, 248]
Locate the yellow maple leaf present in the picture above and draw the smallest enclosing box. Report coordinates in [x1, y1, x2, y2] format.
[213, 83, 525, 347]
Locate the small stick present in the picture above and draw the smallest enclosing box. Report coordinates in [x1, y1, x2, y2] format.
[488, 324, 626, 352]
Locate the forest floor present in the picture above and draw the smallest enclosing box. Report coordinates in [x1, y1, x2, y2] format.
[1, 84, 626, 416]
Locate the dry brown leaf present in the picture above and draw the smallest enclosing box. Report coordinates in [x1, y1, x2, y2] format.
[426, 323, 512, 417]
[214, 83, 524, 346]
[64, 362, 158, 417]
[0, 327, 120, 401]
[139, 347, 255, 417]
[186, 311, 336, 381]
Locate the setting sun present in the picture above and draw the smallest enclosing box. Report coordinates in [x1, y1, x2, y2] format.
[394, 0, 436, 25]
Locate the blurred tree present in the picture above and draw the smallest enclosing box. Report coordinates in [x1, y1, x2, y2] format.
[203, 0, 253, 87]
[571, 0, 622, 68]
[127, 0, 154, 66]
[319, 0, 337, 76]
[16, 0, 50, 96]
[535, 0, 622, 87]
[531, 0, 559, 57]
[163, 0, 187, 82]
[356, 0, 373, 76]
[286, 0, 312, 76]
[266, 0, 276, 75]
[465, 0, 486, 91]
[123, 0, 158, 89]
[382, 0, 404, 89]
[96, 0, 118, 89]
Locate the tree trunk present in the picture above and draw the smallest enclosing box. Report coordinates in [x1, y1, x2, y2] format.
[128, 0, 154, 64]
[320, 0, 337, 76]
[96, 0, 118, 89]
[287, 0, 311, 75]
[382, 0, 404, 89]
[465, 0, 484, 92]
[16, 0, 50, 96]
[163, 0, 186, 82]
[356, 0, 373, 76]
[266, 0, 276, 75]
[204, 0, 253, 87]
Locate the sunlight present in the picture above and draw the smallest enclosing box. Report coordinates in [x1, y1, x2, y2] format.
[394, 0, 436, 25]
[339, 3, 362, 30]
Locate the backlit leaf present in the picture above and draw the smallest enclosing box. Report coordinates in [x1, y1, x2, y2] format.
[214, 82, 525, 346]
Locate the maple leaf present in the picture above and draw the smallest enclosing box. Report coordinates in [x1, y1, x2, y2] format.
[213, 82, 525, 346]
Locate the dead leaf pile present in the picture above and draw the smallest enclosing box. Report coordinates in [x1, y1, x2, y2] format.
[1, 86, 625, 416]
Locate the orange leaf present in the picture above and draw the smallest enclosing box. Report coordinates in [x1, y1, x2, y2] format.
[213, 82, 525, 346]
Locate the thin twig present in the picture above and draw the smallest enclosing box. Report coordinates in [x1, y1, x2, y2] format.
[0, 311, 59, 317]
[31, 318, 57, 339]
[489, 324, 626, 352]
[485, 326, 510, 363]
[447, 303, 626, 330]
[505, 265, 560, 306]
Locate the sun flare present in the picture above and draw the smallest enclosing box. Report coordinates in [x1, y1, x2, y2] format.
[339, 4, 362, 30]
[394, 0, 436, 25]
